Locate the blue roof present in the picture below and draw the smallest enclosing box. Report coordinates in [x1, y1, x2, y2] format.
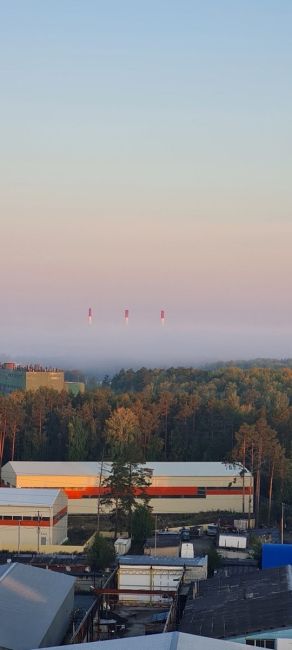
[262, 544, 292, 569]
[118, 555, 207, 567]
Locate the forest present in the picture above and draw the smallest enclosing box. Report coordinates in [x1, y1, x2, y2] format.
[2, 365, 292, 519]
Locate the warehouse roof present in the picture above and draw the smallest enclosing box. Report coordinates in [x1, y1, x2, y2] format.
[35, 631, 243, 650]
[0, 562, 75, 650]
[118, 554, 207, 567]
[180, 565, 292, 639]
[3, 461, 249, 478]
[0, 487, 62, 508]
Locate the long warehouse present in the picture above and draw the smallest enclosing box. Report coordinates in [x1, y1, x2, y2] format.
[1, 461, 253, 515]
[0, 487, 68, 550]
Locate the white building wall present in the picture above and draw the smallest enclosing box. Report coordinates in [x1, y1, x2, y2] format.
[0, 491, 68, 550]
[118, 564, 182, 604]
[67, 494, 250, 515]
[118, 561, 207, 604]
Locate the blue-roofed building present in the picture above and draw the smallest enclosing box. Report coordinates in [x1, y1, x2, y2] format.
[262, 544, 292, 569]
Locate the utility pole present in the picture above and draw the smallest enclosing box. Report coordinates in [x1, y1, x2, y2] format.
[97, 457, 104, 535]
[281, 503, 285, 544]
[37, 511, 41, 553]
[154, 515, 158, 556]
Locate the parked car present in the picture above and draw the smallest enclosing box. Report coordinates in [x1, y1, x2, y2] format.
[206, 524, 218, 537]
[180, 527, 191, 541]
[189, 526, 203, 538]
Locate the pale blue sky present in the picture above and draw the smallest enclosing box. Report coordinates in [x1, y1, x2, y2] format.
[0, 2, 292, 368]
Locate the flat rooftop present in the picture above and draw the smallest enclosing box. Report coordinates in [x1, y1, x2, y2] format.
[4, 461, 249, 478]
[0, 487, 62, 507]
[180, 565, 292, 639]
[118, 555, 207, 567]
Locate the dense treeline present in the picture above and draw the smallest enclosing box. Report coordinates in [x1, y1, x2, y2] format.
[2, 366, 292, 516]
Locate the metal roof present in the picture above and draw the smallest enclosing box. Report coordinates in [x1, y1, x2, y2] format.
[0, 487, 62, 508]
[180, 565, 292, 639]
[118, 554, 207, 567]
[145, 534, 181, 548]
[0, 562, 75, 650]
[4, 461, 249, 478]
[35, 631, 243, 650]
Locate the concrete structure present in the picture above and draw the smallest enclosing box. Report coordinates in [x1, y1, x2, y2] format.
[180, 564, 292, 646]
[0, 562, 75, 650]
[1, 461, 253, 515]
[0, 488, 68, 550]
[0, 363, 64, 394]
[117, 554, 207, 604]
[33, 632, 248, 650]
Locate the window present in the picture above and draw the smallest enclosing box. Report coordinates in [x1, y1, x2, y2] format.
[246, 640, 275, 649]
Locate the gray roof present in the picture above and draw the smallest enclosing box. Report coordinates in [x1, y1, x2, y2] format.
[0, 488, 62, 507]
[118, 555, 207, 567]
[4, 461, 249, 478]
[33, 631, 244, 650]
[180, 565, 292, 639]
[145, 534, 181, 548]
[0, 562, 75, 650]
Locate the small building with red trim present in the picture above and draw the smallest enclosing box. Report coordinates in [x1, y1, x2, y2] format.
[0, 487, 68, 550]
[1, 461, 253, 516]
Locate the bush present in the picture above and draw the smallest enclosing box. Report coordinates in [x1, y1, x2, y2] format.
[87, 533, 116, 571]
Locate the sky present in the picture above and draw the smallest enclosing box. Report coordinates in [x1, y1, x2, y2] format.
[0, 1, 292, 370]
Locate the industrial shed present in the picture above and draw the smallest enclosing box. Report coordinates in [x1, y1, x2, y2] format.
[117, 555, 207, 603]
[1, 461, 253, 516]
[0, 488, 68, 550]
[0, 562, 75, 650]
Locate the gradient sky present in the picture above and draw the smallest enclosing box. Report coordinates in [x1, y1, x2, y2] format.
[1, 1, 292, 370]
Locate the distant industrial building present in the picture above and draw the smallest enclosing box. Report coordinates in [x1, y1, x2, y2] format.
[0, 562, 75, 650]
[1, 461, 253, 516]
[0, 362, 85, 395]
[0, 363, 64, 393]
[117, 555, 208, 604]
[0, 488, 68, 550]
[64, 380, 85, 396]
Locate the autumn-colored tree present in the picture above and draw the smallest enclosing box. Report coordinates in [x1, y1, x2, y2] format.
[105, 407, 142, 459]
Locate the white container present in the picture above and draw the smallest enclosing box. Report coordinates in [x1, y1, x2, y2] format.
[218, 533, 247, 549]
[181, 543, 194, 558]
[114, 537, 131, 555]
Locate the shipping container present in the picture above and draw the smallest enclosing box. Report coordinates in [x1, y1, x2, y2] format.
[181, 543, 194, 558]
[218, 533, 247, 549]
[114, 538, 131, 555]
